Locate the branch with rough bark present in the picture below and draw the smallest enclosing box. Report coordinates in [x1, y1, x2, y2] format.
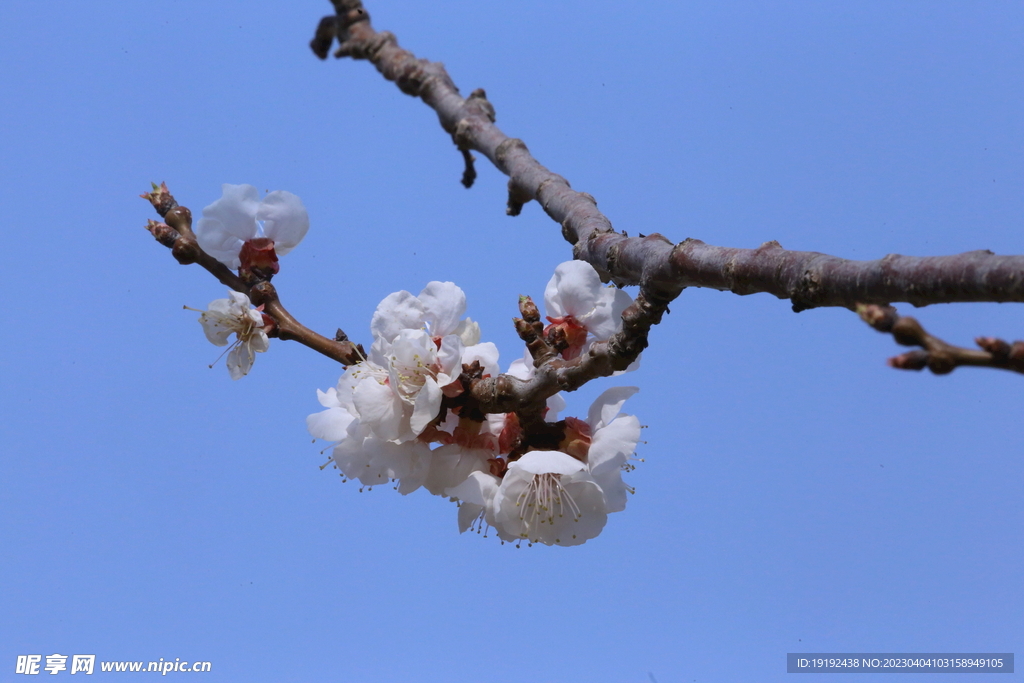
[310, 0, 1024, 317]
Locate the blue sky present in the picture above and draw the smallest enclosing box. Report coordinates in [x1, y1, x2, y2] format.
[1, 1, 1021, 681]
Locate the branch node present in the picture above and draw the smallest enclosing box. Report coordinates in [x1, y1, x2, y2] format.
[506, 178, 532, 216]
[494, 138, 528, 173]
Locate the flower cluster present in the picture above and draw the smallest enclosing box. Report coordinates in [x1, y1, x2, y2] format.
[308, 262, 643, 546]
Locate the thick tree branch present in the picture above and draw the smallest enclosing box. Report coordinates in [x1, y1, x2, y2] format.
[857, 304, 1024, 375]
[141, 183, 364, 366]
[311, 1, 1024, 312]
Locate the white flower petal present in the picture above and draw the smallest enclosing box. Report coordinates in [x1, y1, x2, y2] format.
[445, 469, 500, 506]
[332, 423, 393, 486]
[316, 387, 341, 408]
[307, 407, 356, 442]
[454, 318, 481, 346]
[418, 281, 466, 338]
[198, 311, 234, 346]
[461, 342, 500, 378]
[585, 286, 633, 341]
[427, 445, 489, 497]
[195, 219, 245, 268]
[511, 451, 586, 477]
[586, 386, 639, 431]
[435, 334, 465, 381]
[544, 260, 602, 319]
[226, 342, 256, 380]
[353, 378, 405, 441]
[199, 184, 260, 241]
[493, 464, 607, 546]
[448, 470, 501, 532]
[592, 467, 628, 514]
[545, 392, 567, 421]
[411, 376, 442, 435]
[247, 329, 270, 354]
[457, 502, 484, 533]
[256, 190, 309, 255]
[588, 415, 641, 475]
[372, 439, 430, 495]
[371, 291, 426, 343]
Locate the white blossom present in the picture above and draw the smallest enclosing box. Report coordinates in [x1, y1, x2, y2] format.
[492, 451, 608, 546]
[195, 183, 309, 268]
[194, 290, 269, 380]
[371, 281, 478, 346]
[446, 470, 504, 536]
[543, 260, 633, 359]
[583, 387, 642, 513]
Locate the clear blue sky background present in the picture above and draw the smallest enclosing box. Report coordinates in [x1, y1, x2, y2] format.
[1, 1, 1021, 681]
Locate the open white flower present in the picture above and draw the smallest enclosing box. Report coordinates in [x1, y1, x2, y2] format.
[196, 183, 309, 269]
[492, 451, 608, 546]
[544, 260, 633, 359]
[349, 328, 464, 442]
[371, 281, 479, 346]
[194, 290, 269, 380]
[583, 387, 643, 513]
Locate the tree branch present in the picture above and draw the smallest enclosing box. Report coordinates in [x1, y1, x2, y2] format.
[857, 304, 1024, 375]
[311, 1, 1024, 312]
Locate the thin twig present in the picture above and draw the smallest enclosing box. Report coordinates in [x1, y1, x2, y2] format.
[857, 304, 1024, 375]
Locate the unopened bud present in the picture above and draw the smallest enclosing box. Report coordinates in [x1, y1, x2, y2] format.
[145, 219, 179, 248]
[518, 295, 540, 322]
[856, 303, 898, 332]
[975, 336, 1011, 358]
[140, 181, 176, 217]
[887, 350, 929, 371]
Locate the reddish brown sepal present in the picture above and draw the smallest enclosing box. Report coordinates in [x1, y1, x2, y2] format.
[545, 316, 588, 359]
[239, 238, 280, 279]
[559, 415, 592, 461]
[487, 458, 508, 478]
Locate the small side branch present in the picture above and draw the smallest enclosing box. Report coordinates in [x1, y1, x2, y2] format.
[857, 304, 1024, 375]
[141, 183, 365, 366]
